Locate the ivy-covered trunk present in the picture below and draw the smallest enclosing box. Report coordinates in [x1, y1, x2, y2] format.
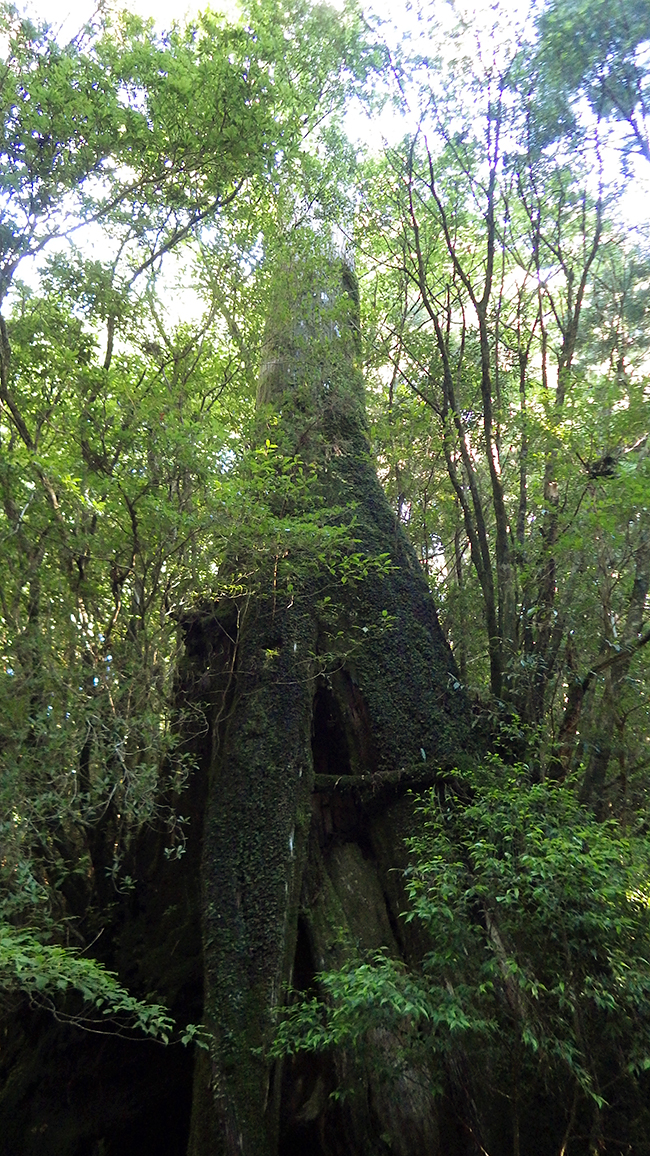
[187, 254, 474, 1156]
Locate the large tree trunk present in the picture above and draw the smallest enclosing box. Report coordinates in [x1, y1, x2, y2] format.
[187, 254, 475, 1155]
[0, 254, 476, 1156]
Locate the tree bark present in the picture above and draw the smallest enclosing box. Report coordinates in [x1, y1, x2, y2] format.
[188, 254, 475, 1155]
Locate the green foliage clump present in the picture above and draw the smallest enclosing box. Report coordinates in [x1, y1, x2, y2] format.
[0, 924, 174, 1040]
[406, 763, 650, 1089]
[273, 763, 650, 1142]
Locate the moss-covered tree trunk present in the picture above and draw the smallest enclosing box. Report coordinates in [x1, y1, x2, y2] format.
[187, 253, 475, 1156]
[0, 253, 476, 1156]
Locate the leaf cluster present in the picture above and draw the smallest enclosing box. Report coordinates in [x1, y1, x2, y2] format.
[272, 763, 650, 1134]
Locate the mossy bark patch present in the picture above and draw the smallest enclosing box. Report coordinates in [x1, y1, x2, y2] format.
[197, 596, 318, 1155]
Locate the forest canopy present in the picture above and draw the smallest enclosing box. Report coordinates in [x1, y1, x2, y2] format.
[1, 0, 650, 1151]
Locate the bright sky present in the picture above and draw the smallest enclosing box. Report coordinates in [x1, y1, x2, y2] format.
[31, 0, 206, 35]
[26, 0, 513, 51]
